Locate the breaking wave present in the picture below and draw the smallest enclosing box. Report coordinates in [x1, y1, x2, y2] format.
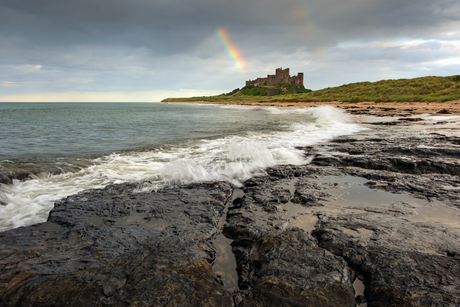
[0, 105, 364, 231]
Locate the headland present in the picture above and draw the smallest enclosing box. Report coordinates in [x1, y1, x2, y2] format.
[163, 74, 460, 115]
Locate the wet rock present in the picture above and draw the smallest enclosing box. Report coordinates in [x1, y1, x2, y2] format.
[313, 224, 460, 307]
[0, 182, 235, 306]
[435, 121, 449, 125]
[356, 294, 366, 305]
[398, 117, 423, 121]
[0, 171, 11, 185]
[2, 117, 460, 306]
[227, 120, 460, 306]
[311, 132, 460, 177]
[239, 230, 355, 307]
[223, 176, 356, 306]
[0, 164, 82, 185]
[224, 226, 356, 307]
[437, 109, 452, 114]
[302, 122, 460, 306]
[292, 189, 330, 206]
[365, 121, 404, 125]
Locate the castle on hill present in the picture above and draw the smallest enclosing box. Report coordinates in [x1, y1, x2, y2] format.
[246, 68, 304, 88]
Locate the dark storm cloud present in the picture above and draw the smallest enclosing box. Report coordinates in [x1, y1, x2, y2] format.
[2, 0, 458, 52]
[1, 0, 281, 53]
[298, 0, 459, 47]
[1, 0, 459, 99]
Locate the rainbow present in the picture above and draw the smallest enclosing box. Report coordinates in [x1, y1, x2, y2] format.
[215, 28, 246, 74]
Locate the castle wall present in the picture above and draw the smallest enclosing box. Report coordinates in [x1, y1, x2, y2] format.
[246, 68, 304, 88]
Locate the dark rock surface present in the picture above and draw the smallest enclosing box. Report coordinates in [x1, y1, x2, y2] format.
[0, 182, 235, 306]
[0, 158, 91, 185]
[224, 202, 356, 307]
[1, 117, 460, 306]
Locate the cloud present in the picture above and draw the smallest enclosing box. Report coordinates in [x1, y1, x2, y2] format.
[0, 89, 226, 103]
[1, 0, 459, 100]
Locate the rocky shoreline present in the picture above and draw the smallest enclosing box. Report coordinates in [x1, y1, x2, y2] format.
[1, 113, 460, 306]
[164, 100, 460, 117]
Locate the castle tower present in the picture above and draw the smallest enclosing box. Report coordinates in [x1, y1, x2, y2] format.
[275, 68, 289, 79]
[297, 72, 304, 87]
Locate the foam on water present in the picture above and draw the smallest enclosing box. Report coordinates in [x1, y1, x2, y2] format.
[0, 106, 364, 232]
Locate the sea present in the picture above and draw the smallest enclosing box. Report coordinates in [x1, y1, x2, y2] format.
[0, 102, 364, 232]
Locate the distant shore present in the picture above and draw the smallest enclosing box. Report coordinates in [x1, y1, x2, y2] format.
[163, 99, 460, 115]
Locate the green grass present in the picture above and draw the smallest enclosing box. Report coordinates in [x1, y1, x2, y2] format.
[162, 75, 460, 103]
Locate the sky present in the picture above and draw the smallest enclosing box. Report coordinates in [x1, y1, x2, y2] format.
[1, 0, 460, 102]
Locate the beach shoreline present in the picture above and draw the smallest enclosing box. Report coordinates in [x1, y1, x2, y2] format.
[163, 99, 460, 116]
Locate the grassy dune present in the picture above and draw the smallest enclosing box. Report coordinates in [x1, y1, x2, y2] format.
[162, 75, 460, 103]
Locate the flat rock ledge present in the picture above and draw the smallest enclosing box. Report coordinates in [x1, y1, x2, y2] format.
[1, 120, 460, 306]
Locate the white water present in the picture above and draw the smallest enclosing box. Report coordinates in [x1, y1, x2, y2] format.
[0, 106, 364, 232]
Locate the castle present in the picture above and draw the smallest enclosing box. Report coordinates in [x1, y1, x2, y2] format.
[246, 68, 304, 88]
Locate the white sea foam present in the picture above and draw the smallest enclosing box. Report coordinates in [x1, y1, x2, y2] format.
[0, 106, 364, 232]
